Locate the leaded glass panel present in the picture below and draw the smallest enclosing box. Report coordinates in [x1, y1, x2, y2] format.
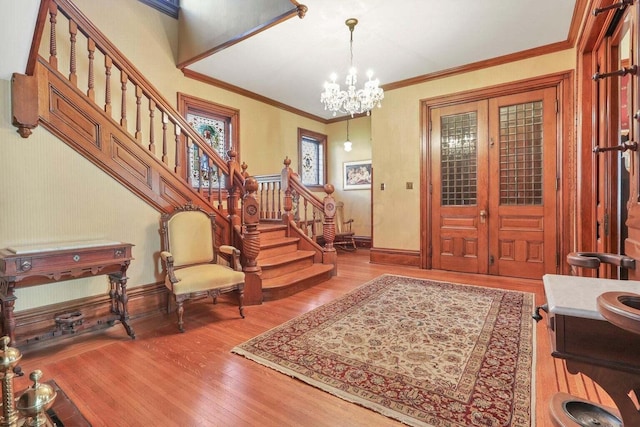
[498, 101, 543, 205]
[187, 113, 229, 189]
[301, 136, 324, 186]
[441, 112, 478, 206]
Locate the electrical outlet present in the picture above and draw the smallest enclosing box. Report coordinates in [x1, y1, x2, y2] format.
[380, 183, 386, 190]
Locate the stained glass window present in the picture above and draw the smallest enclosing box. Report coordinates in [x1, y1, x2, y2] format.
[298, 129, 327, 188]
[187, 113, 229, 189]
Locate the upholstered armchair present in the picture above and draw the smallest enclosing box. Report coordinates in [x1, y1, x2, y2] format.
[160, 203, 245, 332]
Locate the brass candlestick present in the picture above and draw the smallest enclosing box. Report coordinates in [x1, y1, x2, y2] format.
[0, 336, 22, 427]
[16, 370, 57, 427]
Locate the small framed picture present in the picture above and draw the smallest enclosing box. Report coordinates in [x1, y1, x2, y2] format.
[343, 160, 372, 190]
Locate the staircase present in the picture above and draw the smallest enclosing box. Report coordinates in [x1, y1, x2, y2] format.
[11, 0, 338, 305]
[258, 224, 334, 300]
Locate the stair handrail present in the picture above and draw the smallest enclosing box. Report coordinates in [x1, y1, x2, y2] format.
[29, 0, 231, 182]
[281, 157, 336, 250]
[14, 0, 267, 303]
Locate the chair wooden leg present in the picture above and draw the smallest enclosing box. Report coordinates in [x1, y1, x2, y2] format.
[238, 288, 245, 318]
[176, 300, 185, 333]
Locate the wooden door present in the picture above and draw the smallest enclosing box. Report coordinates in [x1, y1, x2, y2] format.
[431, 89, 558, 279]
[487, 88, 558, 278]
[431, 101, 489, 274]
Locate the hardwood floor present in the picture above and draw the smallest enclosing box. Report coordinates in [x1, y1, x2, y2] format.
[14, 250, 613, 426]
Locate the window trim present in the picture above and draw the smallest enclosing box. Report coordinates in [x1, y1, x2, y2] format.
[298, 128, 328, 191]
[178, 93, 240, 190]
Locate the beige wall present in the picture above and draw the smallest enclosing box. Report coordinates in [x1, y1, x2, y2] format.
[0, 79, 160, 310]
[371, 49, 576, 251]
[1, 0, 577, 312]
[326, 116, 372, 237]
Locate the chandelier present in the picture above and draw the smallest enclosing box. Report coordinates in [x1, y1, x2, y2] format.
[321, 18, 384, 117]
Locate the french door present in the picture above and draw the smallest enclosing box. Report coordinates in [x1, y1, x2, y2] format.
[430, 88, 558, 279]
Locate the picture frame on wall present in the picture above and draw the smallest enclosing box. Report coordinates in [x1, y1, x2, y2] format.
[343, 160, 372, 190]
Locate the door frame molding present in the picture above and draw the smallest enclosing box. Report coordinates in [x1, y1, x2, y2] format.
[420, 71, 574, 272]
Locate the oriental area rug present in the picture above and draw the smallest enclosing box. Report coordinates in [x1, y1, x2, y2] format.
[232, 274, 535, 427]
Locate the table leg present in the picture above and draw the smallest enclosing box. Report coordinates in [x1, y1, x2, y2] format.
[108, 270, 135, 340]
[0, 280, 17, 346]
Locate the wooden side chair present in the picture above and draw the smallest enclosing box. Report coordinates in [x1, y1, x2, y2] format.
[334, 201, 357, 251]
[160, 203, 245, 332]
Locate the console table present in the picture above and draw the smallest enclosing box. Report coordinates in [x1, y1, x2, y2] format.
[0, 240, 136, 347]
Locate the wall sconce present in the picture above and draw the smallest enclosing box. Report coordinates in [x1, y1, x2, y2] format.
[344, 120, 352, 152]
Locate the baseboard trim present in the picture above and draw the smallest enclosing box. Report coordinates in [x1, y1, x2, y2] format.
[15, 282, 167, 350]
[354, 236, 372, 249]
[370, 247, 421, 267]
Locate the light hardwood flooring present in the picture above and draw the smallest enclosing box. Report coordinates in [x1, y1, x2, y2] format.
[14, 250, 614, 426]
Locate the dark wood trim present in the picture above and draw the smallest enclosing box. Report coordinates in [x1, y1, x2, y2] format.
[568, 0, 591, 46]
[182, 68, 327, 123]
[177, 92, 241, 162]
[15, 282, 166, 352]
[384, 0, 588, 93]
[369, 247, 421, 267]
[383, 41, 572, 93]
[177, 6, 304, 69]
[354, 236, 371, 249]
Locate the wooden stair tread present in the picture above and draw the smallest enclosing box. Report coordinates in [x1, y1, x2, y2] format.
[258, 250, 315, 267]
[262, 264, 334, 289]
[259, 237, 299, 250]
[257, 223, 287, 232]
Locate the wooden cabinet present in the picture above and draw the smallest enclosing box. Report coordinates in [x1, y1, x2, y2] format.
[543, 274, 640, 426]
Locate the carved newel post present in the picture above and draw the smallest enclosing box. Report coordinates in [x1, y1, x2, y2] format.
[0, 336, 21, 427]
[281, 157, 294, 223]
[322, 184, 338, 275]
[242, 176, 262, 305]
[226, 150, 241, 228]
[322, 184, 336, 250]
[242, 177, 261, 273]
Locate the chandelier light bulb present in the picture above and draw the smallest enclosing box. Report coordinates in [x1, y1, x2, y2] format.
[320, 18, 384, 117]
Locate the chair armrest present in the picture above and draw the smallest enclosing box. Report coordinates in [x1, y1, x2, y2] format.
[160, 251, 179, 284]
[160, 251, 173, 263]
[219, 245, 242, 271]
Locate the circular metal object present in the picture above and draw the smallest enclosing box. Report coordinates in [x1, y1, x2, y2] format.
[563, 400, 622, 427]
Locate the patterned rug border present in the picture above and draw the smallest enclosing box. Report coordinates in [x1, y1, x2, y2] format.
[232, 274, 537, 427]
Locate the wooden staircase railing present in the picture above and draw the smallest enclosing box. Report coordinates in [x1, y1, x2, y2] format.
[10, 0, 265, 303]
[255, 157, 338, 272]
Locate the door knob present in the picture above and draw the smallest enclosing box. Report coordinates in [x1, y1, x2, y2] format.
[479, 210, 487, 223]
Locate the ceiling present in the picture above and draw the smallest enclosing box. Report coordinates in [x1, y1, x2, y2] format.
[1, 0, 579, 121]
[183, 0, 579, 120]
